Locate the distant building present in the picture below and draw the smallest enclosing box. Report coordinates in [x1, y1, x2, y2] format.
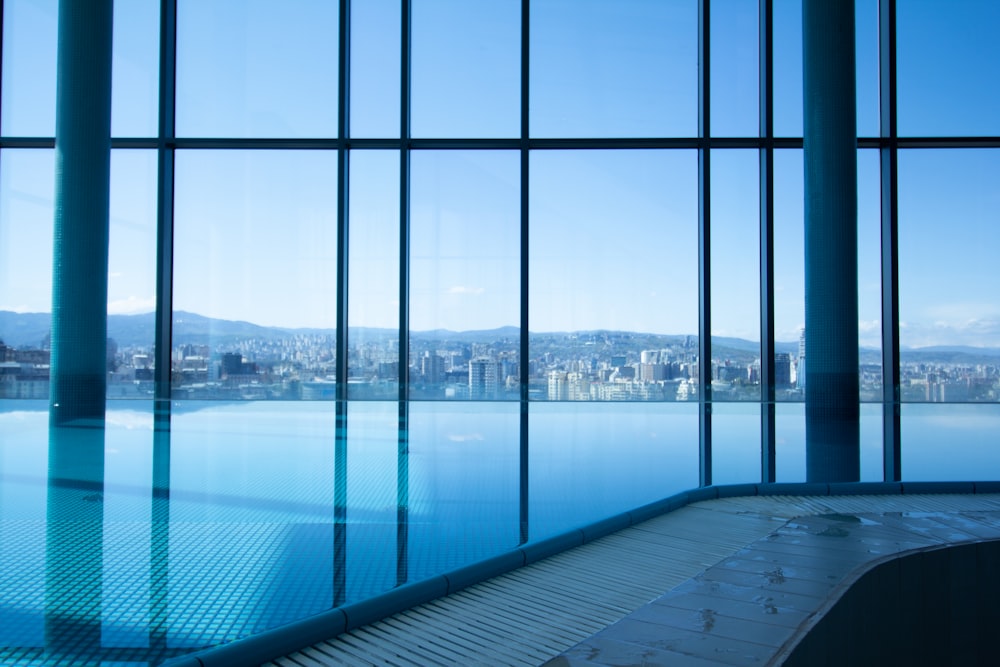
[548, 370, 568, 400]
[775, 353, 792, 387]
[469, 357, 501, 399]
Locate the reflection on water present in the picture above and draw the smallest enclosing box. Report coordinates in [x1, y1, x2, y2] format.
[0, 399, 996, 664]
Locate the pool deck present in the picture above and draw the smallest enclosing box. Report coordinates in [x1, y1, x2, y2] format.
[263, 490, 1000, 666]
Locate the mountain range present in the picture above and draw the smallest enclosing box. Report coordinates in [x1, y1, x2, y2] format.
[2, 310, 998, 364]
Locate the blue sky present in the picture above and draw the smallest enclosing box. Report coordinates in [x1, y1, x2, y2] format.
[0, 0, 998, 349]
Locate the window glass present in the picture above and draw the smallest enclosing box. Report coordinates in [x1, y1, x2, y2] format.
[711, 403, 762, 484]
[898, 0, 1000, 136]
[172, 151, 338, 399]
[409, 151, 520, 400]
[0, 149, 54, 321]
[857, 149, 882, 400]
[773, 149, 803, 400]
[107, 150, 158, 399]
[855, 0, 879, 137]
[407, 402, 520, 578]
[775, 402, 805, 481]
[711, 0, 758, 137]
[772, 0, 802, 137]
[411, 0, 519, 138]
[348, 151, 400, 399]
[350, 0, 401, 138]
[711, 150, 760, 401]
[531, 0, 697, 138]
[898, 149, 1000, 403]
[530, 150, 697, 401]
[1, 0, 57, 136]
[0, 150, 53, 400]
[902, 404, 1000, 479]
[530, 402, 698, 536]
[176, 0, 338, 138]
[345, 401, 399, 601]
[112, 0, 159, 137]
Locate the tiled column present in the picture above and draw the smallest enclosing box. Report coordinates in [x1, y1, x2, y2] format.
[803, 0, 859, 481]
[49, 0, 114, 425]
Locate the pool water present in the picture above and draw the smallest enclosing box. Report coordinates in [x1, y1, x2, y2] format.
[0, 400, 700, 666]
[1, 399, 997, 665]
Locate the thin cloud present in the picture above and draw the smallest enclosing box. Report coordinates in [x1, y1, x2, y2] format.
[447, 286, 485, 296]
[107, 296, 156, 315]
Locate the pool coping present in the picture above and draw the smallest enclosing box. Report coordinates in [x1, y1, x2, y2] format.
[162, 480, 1000, 667]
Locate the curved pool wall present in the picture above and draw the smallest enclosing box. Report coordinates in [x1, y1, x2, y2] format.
[165, 480, 1000, 667]
[782, 538, 1000, 666]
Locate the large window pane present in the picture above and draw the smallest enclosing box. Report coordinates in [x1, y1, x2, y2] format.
[773, 149, 803, 400]
[898, 0, 1000, 136]
[1, 0, 57, 136]
[773, 0, 802, 137]
[107, 150, 158, 399]
[0, 150, 53, 316]
[530, 150, 697, 401]
[350, 0, 400, 138]
[531, 0, 697, 138]
[111, 0, 159, 137]
[407, 402, 520, 577]
[409, 151, 520, 400]
[712, 403, 762, 484]
[0, 150, 54, 400]
[855, 0, 880, 138]
[858, 149, 882, 401]
[902, 404, 1000, 480]
[411, 0, 519, 138]
[711, 0, 758, 137]
[711, 150, 760, 401]
[176, 0, 338, 138]
[348, 151, 400, 399]
[530, 402, 698, 536]
[172, 151, 338, 399]
[898, 149, 1000, 403]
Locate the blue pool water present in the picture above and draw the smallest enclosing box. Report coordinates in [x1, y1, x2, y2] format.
[0, 399, 997, 664]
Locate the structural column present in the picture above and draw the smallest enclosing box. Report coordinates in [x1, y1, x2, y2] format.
[49, 0, 114, 425]
[803, 0, 859, 482]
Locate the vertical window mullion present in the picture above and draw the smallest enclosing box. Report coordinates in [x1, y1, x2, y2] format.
[519, 0, 530, 545]
[879, 0, 901, 481]
[399, 0, 411, 401]
[154, 0, 177, 411]
[698, 0, 712, 487]
[759, 0, 776, 483]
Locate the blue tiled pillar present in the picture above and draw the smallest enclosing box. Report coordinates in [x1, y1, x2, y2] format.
[803, 0, 860, 481]
[49, 0, 114, 426]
